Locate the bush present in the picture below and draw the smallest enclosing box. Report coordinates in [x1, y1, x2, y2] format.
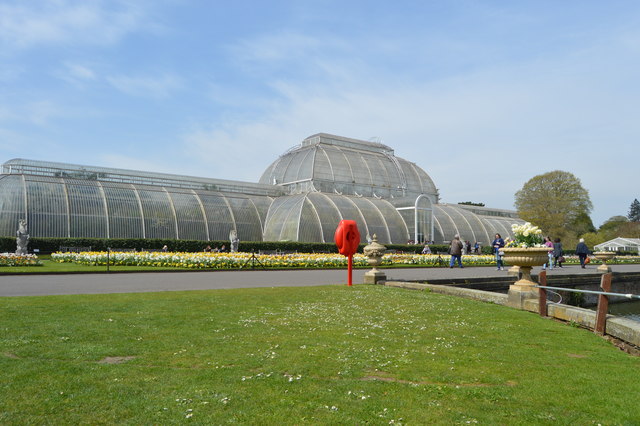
[0, 236, 453, 255]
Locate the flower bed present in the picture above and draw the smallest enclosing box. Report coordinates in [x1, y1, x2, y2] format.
[0, 253, 42, 267]
[52, 251, 497, 269]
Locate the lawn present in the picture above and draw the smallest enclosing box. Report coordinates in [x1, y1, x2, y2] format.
[1, 285, 639, 424]
[0, 259, 193, 274]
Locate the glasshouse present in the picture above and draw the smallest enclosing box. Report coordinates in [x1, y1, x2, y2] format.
[0, 133, 523, 244]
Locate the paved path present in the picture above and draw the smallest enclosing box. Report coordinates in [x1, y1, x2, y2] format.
[1, 264, 640, 297]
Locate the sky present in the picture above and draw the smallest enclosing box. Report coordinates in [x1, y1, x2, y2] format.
[1, 0, 639, 228]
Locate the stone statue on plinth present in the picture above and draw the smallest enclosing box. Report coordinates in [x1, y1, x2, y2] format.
[229, 229, 240, 253]
[16, 219, 29, 255]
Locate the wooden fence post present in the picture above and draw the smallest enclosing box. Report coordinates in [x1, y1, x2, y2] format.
[538, 270, 547, 317]
[594, 273, 613, 335]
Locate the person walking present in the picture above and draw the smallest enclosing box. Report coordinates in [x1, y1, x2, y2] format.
[542, 236, 554, 270]
[449, 235, 464, 268]
[553, 238, 564, 268]
[491, 233, 505, 270]
[575, 238, 590, 268]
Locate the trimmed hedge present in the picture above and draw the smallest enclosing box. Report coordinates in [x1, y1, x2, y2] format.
[0, 237, 454, 256]
[9, 236, 633, 256]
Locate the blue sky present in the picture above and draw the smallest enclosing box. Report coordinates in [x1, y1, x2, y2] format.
[1, 0, 639, 228]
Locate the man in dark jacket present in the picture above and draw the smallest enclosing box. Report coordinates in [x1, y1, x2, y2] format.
[449, 235, 464, 268]
[575, 238, 590, 268]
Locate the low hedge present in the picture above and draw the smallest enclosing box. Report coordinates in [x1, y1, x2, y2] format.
[0, 236, 452, 255]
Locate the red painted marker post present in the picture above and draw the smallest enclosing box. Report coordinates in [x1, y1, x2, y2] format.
[334, 220, 361, 286]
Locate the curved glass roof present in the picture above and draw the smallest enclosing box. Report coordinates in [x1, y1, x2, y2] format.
[0, 134, 523, 244]
[263, 193, 409, 244]
[0, 174, 271, 241]
[259, 133, 439, 200]
[3, 158, 284, 197]
[433, 204, 524, 245]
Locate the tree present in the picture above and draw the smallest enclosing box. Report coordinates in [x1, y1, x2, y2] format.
[600, 215, 629, 232]
[514, 170, 593, 243]
[629, 198, 640, 222]
[571, 211, 596, 236]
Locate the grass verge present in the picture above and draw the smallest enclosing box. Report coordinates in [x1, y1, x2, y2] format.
[0, 259, 192, 274]
[1, 285, 639, 424]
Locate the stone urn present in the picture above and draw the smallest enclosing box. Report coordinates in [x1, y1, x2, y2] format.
[593, 251, 615, 272]
[363, 234, 386, 284]
[501, 247, 550, 291]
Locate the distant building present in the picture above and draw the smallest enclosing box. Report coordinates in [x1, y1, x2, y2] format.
[0, 133, 523, 244]
[594, 237, 640, 253]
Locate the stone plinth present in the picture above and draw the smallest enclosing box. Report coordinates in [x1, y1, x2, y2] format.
[364, 269, 386, 284]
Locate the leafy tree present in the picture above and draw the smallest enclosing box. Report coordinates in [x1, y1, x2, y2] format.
[628, 198, 640, 222]
[599, 216, 629, 234]
[571, 211, 596, 236]
[514, 170, 592, 243]
[581, 231, 600, 249]
[581, 217, 640, 249]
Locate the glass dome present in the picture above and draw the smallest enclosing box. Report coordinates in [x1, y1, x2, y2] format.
[260, 133, 439, 200]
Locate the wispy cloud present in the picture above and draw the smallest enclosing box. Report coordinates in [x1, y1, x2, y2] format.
[53, 62, 98, 88]
[106, 73, 183, 99]
[0, 0, 152, 49]
[180, 21, 640, 225]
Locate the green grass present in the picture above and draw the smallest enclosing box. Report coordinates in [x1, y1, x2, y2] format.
[1, 285, 639, 424]
[0, 259, 193, 274]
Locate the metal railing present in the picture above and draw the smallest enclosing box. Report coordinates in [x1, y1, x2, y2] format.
[535, 271, 640, 335]
[535, 285, 640, 300]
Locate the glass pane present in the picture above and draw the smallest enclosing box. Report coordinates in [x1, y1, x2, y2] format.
[196, 192, 235, 241]
[169, 191, 207, 241]
[307, 193, 342, 243]
[0, 175, 25, 238]
[433, 205, 458, 243]
[66, 181, 108, 238]
[350, 197, 388, 243]
[248, 196, 272, 229]
[103, 184, 144, 239]
[324, 146, 352, 184]
[263, 196, 303, 241]
[26, 177, 68, 238]
[369, 198, 409, 244]
[298, 198, 322, 242]
[138, 188, 176, 239]
[226, 196, 264, 242]
[314, 147, 334, 181]
[325, 194, 367, 243]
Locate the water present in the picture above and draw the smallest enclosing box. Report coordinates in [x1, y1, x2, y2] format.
[608, 300, 640, 322]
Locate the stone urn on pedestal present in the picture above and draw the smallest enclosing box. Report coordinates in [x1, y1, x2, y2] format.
[363, 234, 387, 284]
[593, 251, 615, 272]
[502, 247, 550, 308]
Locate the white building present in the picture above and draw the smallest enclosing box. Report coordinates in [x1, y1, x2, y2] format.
[594, 237, 640, 253]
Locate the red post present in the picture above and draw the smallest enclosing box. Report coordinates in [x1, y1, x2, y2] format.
[334, 220, 361, 286]
[538, 270, 547, 317]
[595, 273, 612, 335]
